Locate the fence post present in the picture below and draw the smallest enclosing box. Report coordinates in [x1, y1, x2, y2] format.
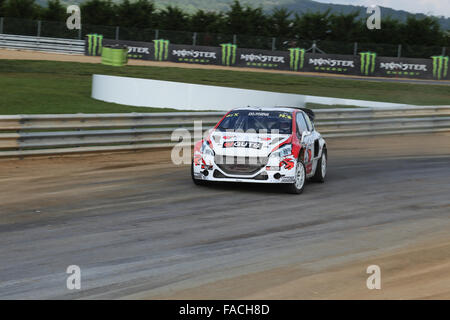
[397, 44, 402, 58]
[0, 17, 3, 34]
[37, 20, 41, 37]
[442, 47, 446, 56]
[353, 42, 358, 56]
[271, 37, 276, 51]
[192, 32, 197, 46]
[115, 26, 119, 40]
[233, 34, 237, 45]
[154, 29, 159, 40]
[312, 40, 317, 54]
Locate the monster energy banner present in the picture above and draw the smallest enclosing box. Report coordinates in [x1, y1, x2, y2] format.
[170, 44, 220, 64]
[305, 54, 358, 74]
[85, 38, 448, 80]
[376, 57, 431, 78]
[236, 48, 290, 70]
[289, 48, 306, 71]
[220, 43, 237, 66]
[359, 52, 377, 76]
[85, 34, 103, 56]
[432, 56, 449, 80]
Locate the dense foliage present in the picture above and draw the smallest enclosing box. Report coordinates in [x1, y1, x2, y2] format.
[1, 0, 448, 47]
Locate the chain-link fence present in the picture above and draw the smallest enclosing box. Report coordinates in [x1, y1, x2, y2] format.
[0, 17, 447, 58]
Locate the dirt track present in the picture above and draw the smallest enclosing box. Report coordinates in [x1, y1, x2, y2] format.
[0, 133, 449, 299]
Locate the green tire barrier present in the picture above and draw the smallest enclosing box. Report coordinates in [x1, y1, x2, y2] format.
[101, 45, 128, 67]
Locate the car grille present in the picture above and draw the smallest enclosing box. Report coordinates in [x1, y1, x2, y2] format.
[215, 155, 268, 176]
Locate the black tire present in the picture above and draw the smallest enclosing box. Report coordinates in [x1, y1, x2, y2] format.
[191, 159, 205, 186]
[285, 160, 306, 194]
[312, 148, 327, 183]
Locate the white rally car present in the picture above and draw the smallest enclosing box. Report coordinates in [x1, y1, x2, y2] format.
[191, 107, 327, 194]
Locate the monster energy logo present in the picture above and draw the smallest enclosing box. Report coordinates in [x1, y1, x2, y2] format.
[87, 34, 103, 56]
[431, 56, 449, 80]
[220, 43, 237, 66]
[360, 52, 377, 76]
[289, 48, 305, 71]
[153, 39, 170, 61]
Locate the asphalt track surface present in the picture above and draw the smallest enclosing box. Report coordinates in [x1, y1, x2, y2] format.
[0, 133, 449, 299]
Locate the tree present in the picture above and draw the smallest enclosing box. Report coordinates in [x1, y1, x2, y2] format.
[328, 12, 361, 42]
[189, 10, 225, 33]
[115, 0, 156, 29]
[0, 0, 5, 17]
[292, 10, 331, 40]
[362, 16, 402, 44]
[42, 0, 65, 22]
[2, 0, 39, 19]
[401, 16, 444, 46]
[80, 0, 115, 26]
[268, 7, 293, 38]
[225, 0, 268, 35]
[156, 5, 188, 31]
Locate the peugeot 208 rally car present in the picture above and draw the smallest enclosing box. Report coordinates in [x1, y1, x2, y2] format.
[191, 107, 327, 194]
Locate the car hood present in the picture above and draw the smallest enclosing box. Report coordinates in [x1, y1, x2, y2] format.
[209, 131, 291, 157]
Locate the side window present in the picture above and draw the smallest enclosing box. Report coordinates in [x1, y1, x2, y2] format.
[304, 114, 313, 131]
[296, 113, 308, 134]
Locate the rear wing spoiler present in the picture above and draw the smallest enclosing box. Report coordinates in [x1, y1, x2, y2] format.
[298, 108, 315, 122]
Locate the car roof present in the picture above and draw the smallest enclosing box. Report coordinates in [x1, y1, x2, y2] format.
[230, 106, 302, 113]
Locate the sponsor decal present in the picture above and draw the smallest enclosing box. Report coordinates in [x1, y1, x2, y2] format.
[220, 43, 237, 66]
[127, 46, 150, 59]
[309, 57, 354, 73]
[432, 56, 449, 80]
[279, 113, 292, 120]
[240, 53, 285, 68]
[280, 158, 295, 170]
[87, 34, 103, 56]
[223, 141, 262, 149]
[360, 52, 377, 76]
[172, 49, 217, 64]
[248, 112, 269, 116]
[380, 61, 427, 77]
[193, 154, 202, 166]
[289, 48, 306, 71]
[153, 39, 170, 61]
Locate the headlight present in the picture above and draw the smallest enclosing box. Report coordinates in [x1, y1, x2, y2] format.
[201, 141, 215, 156]
[271, 144, 292, 158]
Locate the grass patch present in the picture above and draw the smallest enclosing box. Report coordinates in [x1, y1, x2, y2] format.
[0, 59, 449, 115]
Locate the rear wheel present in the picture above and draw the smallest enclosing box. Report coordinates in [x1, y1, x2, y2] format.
[312, 148, 327, 183]
[286, 160, 306, 194]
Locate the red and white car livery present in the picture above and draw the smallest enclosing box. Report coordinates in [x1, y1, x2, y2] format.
[191, 107, 327, 194]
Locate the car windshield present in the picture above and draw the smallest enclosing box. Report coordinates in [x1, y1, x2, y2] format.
[216, 110, 293, 134]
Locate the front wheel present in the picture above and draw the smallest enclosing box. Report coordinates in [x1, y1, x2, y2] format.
[312, 148, 327, 183]
[286, 160, 306, 194]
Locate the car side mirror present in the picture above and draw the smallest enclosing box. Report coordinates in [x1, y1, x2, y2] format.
[301, 131, 310, 142]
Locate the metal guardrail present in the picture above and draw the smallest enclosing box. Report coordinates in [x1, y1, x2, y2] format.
[0, 106, 449, 158]
[0, 34, 84, 54]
